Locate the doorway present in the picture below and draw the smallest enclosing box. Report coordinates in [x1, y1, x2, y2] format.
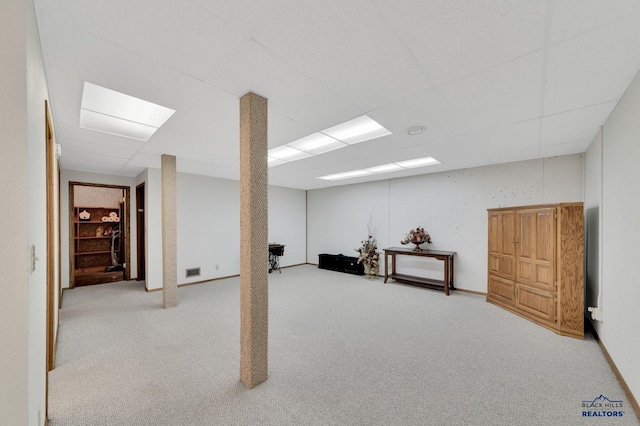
[136, 183, 146, 281]
[69, 182, 131, 287]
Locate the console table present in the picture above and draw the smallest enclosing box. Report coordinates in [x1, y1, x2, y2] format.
[383, 247, 456, 295]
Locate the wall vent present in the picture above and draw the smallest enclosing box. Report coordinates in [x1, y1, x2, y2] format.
[185, 267, 201, 278]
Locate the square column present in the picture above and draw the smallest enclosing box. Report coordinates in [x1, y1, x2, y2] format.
[161, 154, 177, 308]
[239, 92, 268, 388]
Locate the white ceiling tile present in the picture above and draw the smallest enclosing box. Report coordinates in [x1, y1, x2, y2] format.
[544, 14, 640, 115]
[541, 102, 617, 146]
[550, 1, 640, 44]
[195, 0, 282, 37]
[374, 0, 546, 84]
[440, 52, 543, 131]
[253, 0, 432, 111]
[60, 152, 129, 176]
[540, 140, 591, 158]
[368, 88, 468, 142]
[475, 120, 541, 157]
[209, 40, 362, 132]
[486, 148, 541, 166]
[33, 1, 640, 190]
[411, 133, 490, 169]
[40, 0, 248, 80]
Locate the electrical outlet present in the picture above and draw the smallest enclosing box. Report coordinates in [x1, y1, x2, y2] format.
[588, 307, 604, 321]
[215, 264, 219, 270]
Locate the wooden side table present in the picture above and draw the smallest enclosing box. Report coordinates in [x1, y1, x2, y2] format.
[383, 247, 456, 295]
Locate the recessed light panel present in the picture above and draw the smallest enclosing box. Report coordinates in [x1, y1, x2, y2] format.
[317, 156, 441, 181]
[80, 82, 175, 141]
[268, 145, 313, 161]
[268, 115, 391, 167]
[288, 133, 347, 155]
[366, 163, 402, 173]
[321, 115, 391, 145]
[395, 157, 440, 168]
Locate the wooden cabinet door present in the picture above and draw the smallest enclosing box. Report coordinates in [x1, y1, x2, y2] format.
[488, 210, 515, 280]
[515, 208, 555, 291]
[515, 283, 555, 324]
[488, 275, 515, 305]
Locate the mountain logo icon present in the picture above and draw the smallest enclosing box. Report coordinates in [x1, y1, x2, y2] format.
[582, 395, 623, 407]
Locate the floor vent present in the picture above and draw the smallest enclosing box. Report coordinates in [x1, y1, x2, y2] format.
[185, 267, 201, 278]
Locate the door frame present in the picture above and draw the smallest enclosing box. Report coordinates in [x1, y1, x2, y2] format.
[69, 182, 131, 288]
[136, 182, 146, 281]
[45, 100, 60, 418]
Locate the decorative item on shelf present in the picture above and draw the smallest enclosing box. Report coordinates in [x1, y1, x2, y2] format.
[96, 226, 103, 238]
[355, 221, 380, 279]
[401, 226, 432, 251]
[79, 210, 91, 221]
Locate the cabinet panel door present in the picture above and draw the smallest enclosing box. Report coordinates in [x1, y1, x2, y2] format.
[516, 208, 555, 290]
[488, 275, 515, 305]
[516, 284, 555, 324]
[488, 211, 515, 279]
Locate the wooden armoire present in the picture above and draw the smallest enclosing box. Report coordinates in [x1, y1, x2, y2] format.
[487, 203, 584, 338]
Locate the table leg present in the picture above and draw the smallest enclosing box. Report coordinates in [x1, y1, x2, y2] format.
[449, 255, 455, 289]
[384, 252, 389, 283]
[443, 258, 450, 296]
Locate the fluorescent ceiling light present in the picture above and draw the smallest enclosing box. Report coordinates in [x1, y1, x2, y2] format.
[321, 115, 391, 145]
[318, 170, 371, 181]
[288, 133, 347, 155]
[268, 145, 313, 161]
[268, 157, 288, 166]
[395, 156, 440, 168]
[366, 163, 402, 173]
[318, 173, 347, 181]
[268, 115, 391, 168]
[318, 156, 440, 181]
[80, 82, 175, 141]
[80, 109, 157, 141]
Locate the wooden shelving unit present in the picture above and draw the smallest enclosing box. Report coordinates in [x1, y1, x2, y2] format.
[73, 206, 124, 286]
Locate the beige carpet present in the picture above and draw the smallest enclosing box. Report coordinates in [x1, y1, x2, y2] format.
[48, 265, 639, 425]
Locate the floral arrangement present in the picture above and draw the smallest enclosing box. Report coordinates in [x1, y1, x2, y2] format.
[401, 226, 432, 246]
[355, 235, 380, 278]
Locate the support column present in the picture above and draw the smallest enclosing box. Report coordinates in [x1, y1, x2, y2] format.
[161, 154, 177, 308]
[239, 92, 269, 388]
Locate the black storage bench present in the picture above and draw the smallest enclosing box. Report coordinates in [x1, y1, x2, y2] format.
[318, 254, 364, 275]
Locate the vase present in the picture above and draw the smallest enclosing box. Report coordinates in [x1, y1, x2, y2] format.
[364, 263, 371, 275]
[412, 241, 424, 251]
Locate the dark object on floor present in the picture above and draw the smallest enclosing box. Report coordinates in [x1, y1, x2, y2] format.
[318, 254, 364, 275]
[269, 244, 285, 273]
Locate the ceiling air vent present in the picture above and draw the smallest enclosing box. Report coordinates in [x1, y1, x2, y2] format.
[185, 267, 201, 278]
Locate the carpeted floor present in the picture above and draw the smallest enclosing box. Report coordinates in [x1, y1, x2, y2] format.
[48, 265, 639, 425]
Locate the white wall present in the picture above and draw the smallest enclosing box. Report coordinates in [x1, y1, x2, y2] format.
[584, 129, 602, 315]
[586, 69, 640, 403]
[60, 170, 138, 288]
[0, 0, 51, 423]
[140, 171, 307, 290]
[307, 154, 584, 293]
[1, 1, 31, 423]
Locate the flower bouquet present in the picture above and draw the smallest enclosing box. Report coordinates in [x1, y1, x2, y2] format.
[401, 226, 432, 251]
[355, 235, 380, 278]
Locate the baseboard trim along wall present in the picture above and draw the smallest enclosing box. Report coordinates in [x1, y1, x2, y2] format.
[587, 319, 640, 421]
[144, 263, 310, 292]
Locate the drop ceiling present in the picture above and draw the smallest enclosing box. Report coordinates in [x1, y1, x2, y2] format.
[34, 0, 640, 190]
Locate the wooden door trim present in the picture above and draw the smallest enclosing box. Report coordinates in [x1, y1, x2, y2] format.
[69, 182, 131, 283]
[136, 183, 146, 281]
